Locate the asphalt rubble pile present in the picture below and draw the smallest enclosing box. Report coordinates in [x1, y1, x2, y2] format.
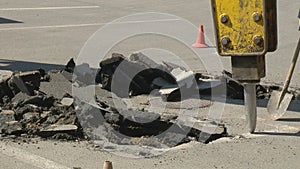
[0, 68, 83, 140]
[0, 52, 299, 153]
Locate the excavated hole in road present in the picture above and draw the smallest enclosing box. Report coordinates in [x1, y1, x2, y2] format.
[0, 53, 299, 156]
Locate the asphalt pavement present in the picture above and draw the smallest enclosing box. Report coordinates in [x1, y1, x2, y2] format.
[0, 1, 299, 169]
[0, 0, 299, 86]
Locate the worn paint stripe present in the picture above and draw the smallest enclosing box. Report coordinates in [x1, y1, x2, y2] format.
[0, 142, 71, 169]
[0, 19, 181, 31]
[0, 6, 99, 11]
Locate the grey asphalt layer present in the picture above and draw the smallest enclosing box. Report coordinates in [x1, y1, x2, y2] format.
[0, 1, 299, 169]
[0, 0, 299, 86]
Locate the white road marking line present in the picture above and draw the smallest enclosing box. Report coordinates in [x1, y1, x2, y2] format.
[210, 116, 299, 144]
[0, 6, 99, 11]
[0, 23, 105, 31]
[0, 19, 181, 31]
[257, 117, 300, 130]
[0, 142, 71, 169]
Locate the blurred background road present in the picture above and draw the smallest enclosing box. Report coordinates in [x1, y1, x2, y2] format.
[0, 0, 299, 86]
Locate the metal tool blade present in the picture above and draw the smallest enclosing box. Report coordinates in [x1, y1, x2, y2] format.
[267, 90, 293, 120]
[244, 83, 257, 133]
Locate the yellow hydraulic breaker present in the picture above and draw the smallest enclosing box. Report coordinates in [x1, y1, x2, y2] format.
[211, 0, 278, 133]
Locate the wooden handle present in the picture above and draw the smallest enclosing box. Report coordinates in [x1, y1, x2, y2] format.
[280, 36, 300, 102]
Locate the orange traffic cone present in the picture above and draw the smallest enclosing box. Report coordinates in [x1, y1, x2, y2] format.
[103, 161, 113, 169]
[192, 25, 209, 48]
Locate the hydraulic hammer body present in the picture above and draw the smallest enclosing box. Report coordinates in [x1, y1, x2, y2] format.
[211, 0, 278, 133]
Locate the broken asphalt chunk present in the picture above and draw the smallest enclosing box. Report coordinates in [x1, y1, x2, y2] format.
[41, 124, 78, 132]
[8, 70, 41, 96]
[0, 110, 23, 135]
[98, 53, 176, 97]
[60, 97, 74, 107]
[39, 124, 81, 139]
[39, 72, 72, 99]
[11, 92, 55, 108]
[65, 58, 76, 73]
